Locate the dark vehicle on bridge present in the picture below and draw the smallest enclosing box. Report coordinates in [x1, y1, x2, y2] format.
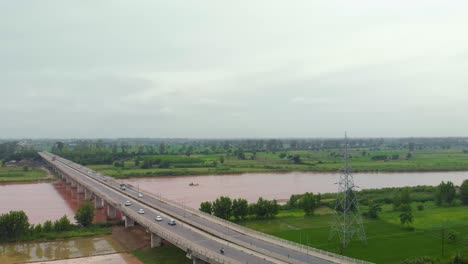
[168, 219, 176, 225]
[120, 183, 126, 190]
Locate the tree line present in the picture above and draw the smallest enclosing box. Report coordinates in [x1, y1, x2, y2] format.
[0, 200, 95, 242]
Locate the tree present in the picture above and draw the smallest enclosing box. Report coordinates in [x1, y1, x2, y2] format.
[290, 155, 301, 164]
[22, 165, 29, 172]
[460, 179, 468, 205]
[251, 197, 279, 219]
[435, 181, 456, 206]
[219, 156, 225, 164]
[75, 200, 94, 227]
[365, 202, 382, 219]
[393, 188, 411, 211]
[185, 146, 194, 157]
[300, 192, 316, 215]
[232, 198, 248, 220]
[399, 211, 414, 227]
[42, 220, 53, 232]
[212, 196, 232, 220]
[287, 194, 299, 209]
[199, 201, 213, 214]
[0, 210, 30, 242]
[159, 143, 167, 154]
[54, 215, 72, 232]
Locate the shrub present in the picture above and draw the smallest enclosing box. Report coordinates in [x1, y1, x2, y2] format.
[400, 256, 434, 264]
[417, 204, 424, 211]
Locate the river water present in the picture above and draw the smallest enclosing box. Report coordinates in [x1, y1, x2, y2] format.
[125, 171, 468, 208]
[1, 171, 467, 221]
[0, 181, 106, 224]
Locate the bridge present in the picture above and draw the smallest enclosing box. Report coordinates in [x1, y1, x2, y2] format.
[39, 152, 371, 264]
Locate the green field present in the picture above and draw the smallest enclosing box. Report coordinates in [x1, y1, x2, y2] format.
[0, 167, 48, 183]
[240, 203, 468, 263]
[132, 244, 191, 264]
[87, 148, 468, 179]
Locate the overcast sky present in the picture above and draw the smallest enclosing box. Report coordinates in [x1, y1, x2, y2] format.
[2, 1, 468, 138]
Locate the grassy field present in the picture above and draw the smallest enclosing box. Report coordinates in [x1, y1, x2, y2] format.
[87, 148, 468, 178]
[240, 203, 468, 263]
[132, 244, 191, 264]
[0, 167, 48, 183]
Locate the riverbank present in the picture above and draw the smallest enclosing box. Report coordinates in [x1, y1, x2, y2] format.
[0, 166, 51, 183]
[87, 149, 468, 179]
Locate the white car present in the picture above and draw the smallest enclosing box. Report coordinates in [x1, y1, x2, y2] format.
[155, 216, 163, 221]
[138, 209, 145, 214]
[138, 193, 143, 198]
[124, 201, 131, 206]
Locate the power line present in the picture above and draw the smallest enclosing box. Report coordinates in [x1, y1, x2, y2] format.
[329, 132, 367, 253]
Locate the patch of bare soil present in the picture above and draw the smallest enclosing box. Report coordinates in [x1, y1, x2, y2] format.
[110, 226, 151, 252]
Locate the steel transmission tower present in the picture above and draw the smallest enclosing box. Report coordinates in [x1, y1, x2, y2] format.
[329, 133, 367, 253]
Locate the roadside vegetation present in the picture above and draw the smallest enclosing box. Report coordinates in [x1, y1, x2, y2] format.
[199, 180, 468, 263]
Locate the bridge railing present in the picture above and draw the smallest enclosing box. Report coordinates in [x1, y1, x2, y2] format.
[126, 206, 240, 264]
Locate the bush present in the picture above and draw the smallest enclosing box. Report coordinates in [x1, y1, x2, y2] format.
[43, 220, 53, 232]
[75, 200, 94, 227]
[448, 230, 458, 243]
[400, 256, 434, 264]
[417, 204, 424, 211]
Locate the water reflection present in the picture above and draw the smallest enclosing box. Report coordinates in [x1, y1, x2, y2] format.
[0, 236, 120, 263]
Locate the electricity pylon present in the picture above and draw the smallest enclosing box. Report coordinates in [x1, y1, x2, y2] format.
[329, 132, 367, 253]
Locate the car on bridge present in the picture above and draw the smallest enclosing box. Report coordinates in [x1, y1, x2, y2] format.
[155, 215, 163, 221]
[124, 200, 131, 206]
[138, 193, 143, 198]
[138, 209, 145, 214]
[168, 219, 176, 225]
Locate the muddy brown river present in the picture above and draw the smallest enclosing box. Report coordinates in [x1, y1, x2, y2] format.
[1, 171, 467, 220]
[125, 171, 468, 208]
[0, 181, 106, 224]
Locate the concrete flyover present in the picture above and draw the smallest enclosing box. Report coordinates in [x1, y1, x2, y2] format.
[40, 152, 372, 264]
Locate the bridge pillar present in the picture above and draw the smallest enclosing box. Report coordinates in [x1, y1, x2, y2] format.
[124, 215, 135, 228]
[64, 176, 70, 184]
[77, 184, 84, 193]
[94, 196, 104, 209]
[70, 180, 77, 188]
[106, 204, 116, 219]
[151, 233, 162, 248]
[84, 188, 92, 200]
[192, 257, 207, 264]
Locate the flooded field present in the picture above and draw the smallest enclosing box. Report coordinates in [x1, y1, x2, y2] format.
[0, 236, 122, 264]
[126, 171, 468, 208]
